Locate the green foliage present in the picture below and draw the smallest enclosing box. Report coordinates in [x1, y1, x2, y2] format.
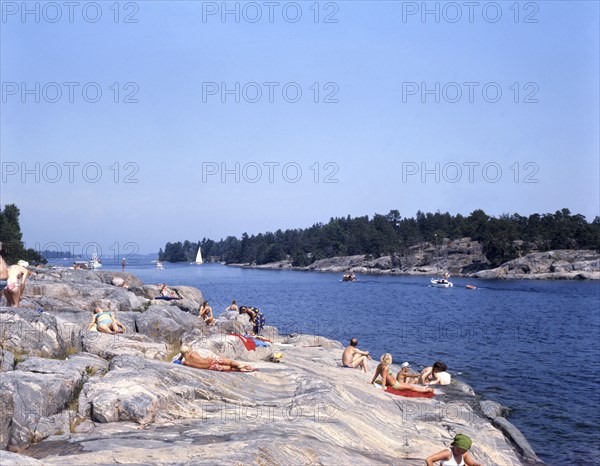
[159, 209, 600, 266]
[0, 204, 45, 264]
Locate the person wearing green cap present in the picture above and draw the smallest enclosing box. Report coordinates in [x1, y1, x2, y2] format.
[425, 433, 482, 466]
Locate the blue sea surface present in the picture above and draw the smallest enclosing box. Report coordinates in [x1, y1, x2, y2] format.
[98, 260, 600, 465]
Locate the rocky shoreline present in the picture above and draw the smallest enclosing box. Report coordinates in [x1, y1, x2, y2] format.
[236, 244, 599, 280]
[1, 269, 544, 465]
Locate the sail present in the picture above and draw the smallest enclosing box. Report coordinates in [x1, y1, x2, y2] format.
[195, 247, 203, 264]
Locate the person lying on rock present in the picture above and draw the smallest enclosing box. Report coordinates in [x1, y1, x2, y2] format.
[3, 260, 30, 307]
[420, 361, 451, 385]
[425, 433, 482, 466]
[371, 354, 433, 393]
[159, 284, 180, 299]
[178, 345, 256, 372]
[238, 306, 265, 335]
[87, 306, 126, 334]
[341, 337, 371, 372]
[199, 300, 216, 325]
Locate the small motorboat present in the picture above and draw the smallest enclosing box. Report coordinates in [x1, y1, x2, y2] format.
[430, 277, 453, 288]
[342, 273, 357, 282]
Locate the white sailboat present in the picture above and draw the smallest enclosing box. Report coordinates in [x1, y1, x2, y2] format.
[194, 246, 203, 265]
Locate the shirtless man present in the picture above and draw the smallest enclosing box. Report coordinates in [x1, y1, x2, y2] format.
[179, 346, 256, 372]
[341, 338, 371, 373]
[3, 260, 29, 307]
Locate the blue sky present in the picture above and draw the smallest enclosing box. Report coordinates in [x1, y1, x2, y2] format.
[1, 1, 599, 255]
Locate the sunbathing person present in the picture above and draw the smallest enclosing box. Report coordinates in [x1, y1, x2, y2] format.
[371, 354, 433, 393]
[225, 299, 238, 313]
[179, 345, 256, 372]
[425, 433, 482, 466]
[341, 338, 371, 372]
[421, 361, 452, 385]
[3, 260, 30, 307]
[87, 306, 126, 334]
[397, 361, 420, 384]
[199, 300, 216, 325]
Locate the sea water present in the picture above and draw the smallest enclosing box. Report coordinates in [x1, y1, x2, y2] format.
[100, 261, 600, 465]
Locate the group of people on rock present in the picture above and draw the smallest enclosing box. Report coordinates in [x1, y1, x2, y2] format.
[342, 337, 451, 388]
[342, 338, 482, 465]
[199, 299, 266, 336]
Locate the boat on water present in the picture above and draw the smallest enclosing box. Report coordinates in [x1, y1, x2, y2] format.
[192, 247, 203, 265]
[342, 272, 357, 282]
[430, 235, 452, 287]
[156, 260, 164, 270]
[88, 249, 102, 269]
[431, 277, 453, 288]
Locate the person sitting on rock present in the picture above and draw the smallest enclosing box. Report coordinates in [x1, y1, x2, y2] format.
[425, 433, 482, 466]
[421, 361, 451, 385]
[199, 300, 216, 326]
[178, 345, 256, 372]
[371, 353, 433, 393]
[397, 361, 420, 383]
[88, 306, 126, 334]
[239, 306, 265, 335]
[341, 338, 371, 372]
[225, 299, 238, 313]
[3, 260, 30, 307]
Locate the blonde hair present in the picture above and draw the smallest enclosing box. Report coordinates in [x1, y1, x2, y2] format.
[180, 345, 192, 355]
[380, 353, 392, 365]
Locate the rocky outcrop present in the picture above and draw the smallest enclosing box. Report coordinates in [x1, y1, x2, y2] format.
[0, 268, 542, 465]
[246, 242, 598, 280]
[472, 250, 600, 280]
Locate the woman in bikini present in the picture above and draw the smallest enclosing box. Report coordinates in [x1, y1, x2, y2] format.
[371, 354, 433, 393]
[225, 299, 238, 313]
[179, 345, 256, 372]
[199, 300, 216, 325]
[88, 306, 126, 334]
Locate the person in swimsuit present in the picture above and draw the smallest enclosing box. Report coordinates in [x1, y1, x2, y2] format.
[3, 260, 30, 307]
[341, 338, 371, 372]
[88, 306, 126, 334]
[421, 361, 452, 385]
[425, 433, 482, 466]
[199, 300, 216, 325]
[239, 306, 265, 335]
[225, 299, 238, 313]
[178, 345, 256, 372]
[371, 354, 434, 393]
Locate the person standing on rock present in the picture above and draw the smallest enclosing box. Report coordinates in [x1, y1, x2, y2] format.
[178, 345, 256, 372]
[239, 306, 265, 335]
[3, 260, 30, 307]
[121, 258, 126, 272]
[425, 433, 482, 466]
[341, 338, 371, 372]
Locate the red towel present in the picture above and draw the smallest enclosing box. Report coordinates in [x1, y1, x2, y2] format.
[385, 387, 435, 398]
[228, 333, 257, 351]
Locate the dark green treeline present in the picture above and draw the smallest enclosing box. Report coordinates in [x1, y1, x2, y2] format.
[159, 209, 600, 268]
